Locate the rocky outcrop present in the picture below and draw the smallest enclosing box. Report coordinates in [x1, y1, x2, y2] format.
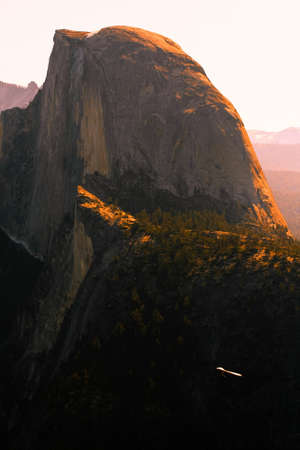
[0, 81, 38, 112]
[0, 27, 288, 258]
[0, 26, 290, 391]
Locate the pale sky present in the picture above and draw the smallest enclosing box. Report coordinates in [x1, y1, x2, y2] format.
[1, 0, 300, 131]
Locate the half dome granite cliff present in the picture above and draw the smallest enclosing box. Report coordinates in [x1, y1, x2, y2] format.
[0, 26, 288, 258]
[0, 26, 289, 360]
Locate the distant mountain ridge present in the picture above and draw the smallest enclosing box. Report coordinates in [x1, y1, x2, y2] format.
[0, 80, 39, 112]
[251, 143, 300, 172]
[248, 127, 300, 145]
[248, 127, 300, 173]
[264, 170, 300, 238]
[247, 127, 300, 237]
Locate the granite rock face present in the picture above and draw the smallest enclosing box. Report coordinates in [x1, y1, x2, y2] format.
[0, 26, 290, 373]
[0, 26, 288, 258]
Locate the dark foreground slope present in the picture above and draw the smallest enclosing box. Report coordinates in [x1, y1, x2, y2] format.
[3, 191, 299, 450]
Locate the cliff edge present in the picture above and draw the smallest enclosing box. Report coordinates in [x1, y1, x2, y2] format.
[0, 25, 290, 361]
[0, 26, 288, 259]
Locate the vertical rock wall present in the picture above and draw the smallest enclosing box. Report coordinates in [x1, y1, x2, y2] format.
[0, 26, 291, 361]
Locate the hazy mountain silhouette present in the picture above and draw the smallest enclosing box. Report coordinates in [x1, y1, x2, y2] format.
[248, 127, 300, 172]
[248, 128, 300, 237]
[264, 170, 300, 238]
[248, 127, 300, 145]
[0, 80, 38, 112]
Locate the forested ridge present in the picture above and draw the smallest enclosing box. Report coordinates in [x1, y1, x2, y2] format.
[15, 209, 300, 450]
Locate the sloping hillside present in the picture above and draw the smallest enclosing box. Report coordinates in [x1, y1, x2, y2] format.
[4, 198, 298, 450]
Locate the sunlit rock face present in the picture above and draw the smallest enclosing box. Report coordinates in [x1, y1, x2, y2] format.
[0, 27, 290, 359]
[0, 26, 288, 259]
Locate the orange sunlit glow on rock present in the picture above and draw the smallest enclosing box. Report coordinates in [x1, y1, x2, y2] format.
[77, 185, 136, 230]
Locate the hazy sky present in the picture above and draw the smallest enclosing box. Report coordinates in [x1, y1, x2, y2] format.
[1, 0, 300, 131]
